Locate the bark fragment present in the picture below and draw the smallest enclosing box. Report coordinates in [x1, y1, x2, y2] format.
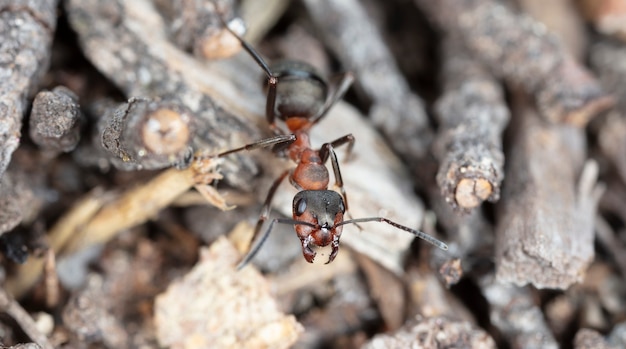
[28, 86, 82, 155]
[0, 0, 59, 179]
[0, 171, 34, 235]
[355, 253, 405, 330]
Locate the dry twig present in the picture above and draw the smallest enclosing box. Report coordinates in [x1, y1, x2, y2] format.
[590, 39, 626, 183]
[7, 157, 225, 297]
[99, 97, 195, 170]
[495, 92, 603, 289]
[433, 37, 508, 212]
[65, 0, 263, 190]
[0, 0, 59, 179]
[414, 0, 613, 126]
[0, 287, 54, 349]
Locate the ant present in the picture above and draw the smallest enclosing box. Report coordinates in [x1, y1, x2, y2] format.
[205, 4, 448, 268]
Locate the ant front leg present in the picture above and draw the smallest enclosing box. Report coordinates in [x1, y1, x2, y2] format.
[211, 134, 295, 158]
[319, 134, 354, 210]
[237, 169, 290, 269]
[320, 134, 355, 205]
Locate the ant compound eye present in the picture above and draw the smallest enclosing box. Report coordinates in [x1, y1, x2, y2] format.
[295, 197, 307, 216]
[339, 201, 345, 213]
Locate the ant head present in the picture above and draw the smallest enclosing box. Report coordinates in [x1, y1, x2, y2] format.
[292, 190, 345, 264]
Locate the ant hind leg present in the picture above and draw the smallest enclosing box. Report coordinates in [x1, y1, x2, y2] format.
[311, 72, 354, 126]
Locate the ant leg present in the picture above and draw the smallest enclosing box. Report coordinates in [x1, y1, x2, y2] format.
[319, 143, 349, 210]
[210, 1, 280, 128]
[325, 133, 355, 162]
[319, 134, 355, 205]
[266, 76, 279, 129]
[196, 134, 295, 159]
[211, 1, 273, 77]
[238, 217, 298, 269]
[320, 136, 362, 229]
[237, 169, 290, 268]
[311, 72, 354, 126]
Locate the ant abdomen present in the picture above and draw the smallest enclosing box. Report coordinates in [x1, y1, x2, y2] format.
[270, 60, 328, 121]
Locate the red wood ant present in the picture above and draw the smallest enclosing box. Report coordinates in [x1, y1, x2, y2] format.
[207, 6, 448, 268]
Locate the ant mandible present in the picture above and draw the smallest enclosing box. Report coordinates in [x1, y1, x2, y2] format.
[206, 4, 448, 268]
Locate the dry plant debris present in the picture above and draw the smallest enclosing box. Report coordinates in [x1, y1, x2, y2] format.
[154, 237, 303, 349]
[0, 0, 625, 348]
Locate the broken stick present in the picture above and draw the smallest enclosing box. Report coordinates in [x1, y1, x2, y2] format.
[414, 0, 613, 126]
[495, 91, 602, 289]
[29, 86, 82, 155]
[99, 97, 195, 170]
[0, 0, 60, 179]
[433, 37, 509, 212]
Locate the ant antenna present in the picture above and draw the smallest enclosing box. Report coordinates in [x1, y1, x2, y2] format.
[211, 1, 274, 79]
[238, 215, 448, 270]
[210, 0, 279, 122]
[336, 217, 449, 251]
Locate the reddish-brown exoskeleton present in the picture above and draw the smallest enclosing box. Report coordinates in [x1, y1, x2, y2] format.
[207, 5, 448, 268]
